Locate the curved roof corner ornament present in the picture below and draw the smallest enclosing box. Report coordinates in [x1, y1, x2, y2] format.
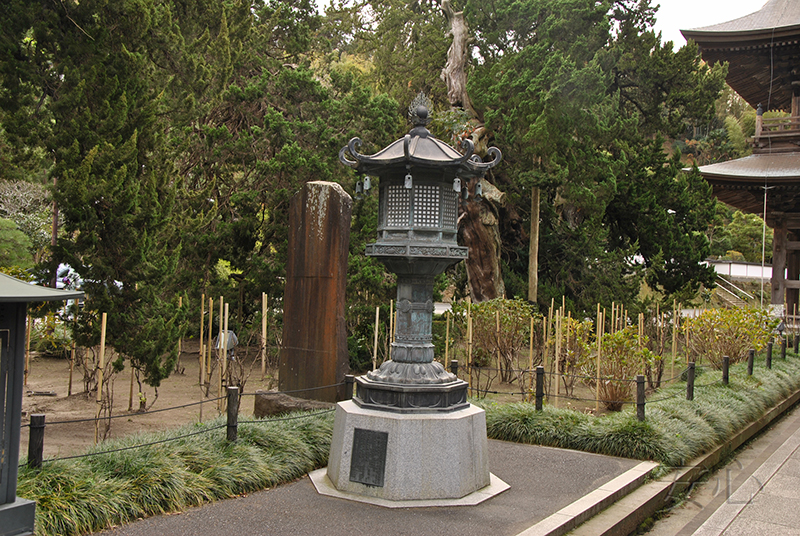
[339, 137, 365, 168]
[457, 138, 475, 164]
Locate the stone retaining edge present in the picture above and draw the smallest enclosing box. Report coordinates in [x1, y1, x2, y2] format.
[567, 386, 800, 536]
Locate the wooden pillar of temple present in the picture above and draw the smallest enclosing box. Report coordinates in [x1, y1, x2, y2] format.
[785, 248, 800, 320]
[772, 215, 788, 308]
[788, 232, 800, 322]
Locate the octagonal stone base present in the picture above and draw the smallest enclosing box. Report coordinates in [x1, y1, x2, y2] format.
[326, 400, 492, 501]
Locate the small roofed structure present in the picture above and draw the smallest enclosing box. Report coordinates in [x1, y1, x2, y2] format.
[0, 273, 83, 536]
[682, 0, 800, 314]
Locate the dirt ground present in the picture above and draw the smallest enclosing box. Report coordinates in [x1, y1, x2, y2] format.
[18, 340, 278, 459]
[18, 341, 612, 461]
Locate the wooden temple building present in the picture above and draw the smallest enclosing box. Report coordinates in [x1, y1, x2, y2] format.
[682, 0, 800, 315]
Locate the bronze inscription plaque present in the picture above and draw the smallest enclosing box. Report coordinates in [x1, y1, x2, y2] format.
[349, 428, 388, 487]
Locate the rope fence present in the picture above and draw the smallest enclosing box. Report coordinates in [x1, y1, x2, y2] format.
[20, 344, 787, 470]
[22, 381, 346, 469]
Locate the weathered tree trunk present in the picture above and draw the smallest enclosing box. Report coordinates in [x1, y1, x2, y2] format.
[441, 0, 505, 302]
[440, 0, 477, 118]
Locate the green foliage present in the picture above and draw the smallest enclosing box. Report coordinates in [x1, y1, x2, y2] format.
[484, 351, 800, 466]
[686, 307, 776, 368]
[461, 0, 724, 311]
[0, 217, 33, 269]
[452, 298, 539, 382]
[583, 326, 656, 411]
[551, 315, 594, 397]
[30, 313, 73, 359]
[17, 411, 334, 536]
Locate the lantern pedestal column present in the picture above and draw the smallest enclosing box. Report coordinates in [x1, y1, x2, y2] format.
[322, 99, 506, 505]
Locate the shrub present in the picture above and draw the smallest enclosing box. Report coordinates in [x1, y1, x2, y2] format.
[583, 326, 656, 411]
[452, 298, 540, 384]
[686, 307, 776, 368]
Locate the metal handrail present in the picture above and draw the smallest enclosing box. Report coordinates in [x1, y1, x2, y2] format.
[717, 275, 755, 301]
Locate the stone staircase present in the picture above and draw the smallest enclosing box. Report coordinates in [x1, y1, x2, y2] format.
[714, 275, 755, 308]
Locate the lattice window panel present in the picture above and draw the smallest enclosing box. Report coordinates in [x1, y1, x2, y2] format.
[442, 188, 458, 229]
[386, 185, 410, 227]
[414, 185, 440, 227]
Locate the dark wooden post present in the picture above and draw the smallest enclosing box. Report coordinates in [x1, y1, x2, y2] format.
[772, 217, 787, 306]
[449, 360, 459, 376]
[27, 414, 45, 469]
[722, 356, 730, 385]
[767, 341, 773, 369]
[686, 362, 695, 401]
[747, 349, 755, 376]
[636, 375, 645, 422]
[782, 336, 787, 360]
[226, 386, 239, 442]
[345, 374, 355, 400]
[535, 366, 545, 411]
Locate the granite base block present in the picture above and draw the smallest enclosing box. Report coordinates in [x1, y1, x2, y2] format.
[0, 498, 35, 536]
[326, 400, 492, 501]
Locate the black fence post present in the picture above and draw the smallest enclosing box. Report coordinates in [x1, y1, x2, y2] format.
[345, 374, 355, 400]
[636, 375, 645, 422]
[226, 386, 239, 442]
[450, 360, 459, 376]
[27, 414, 45, 469]
[686, 362, 695, 401]
[767, 341, 773, 369]
[782, 336, 787, 360]
[722, 355, 729, 385]
[535, 366, 544, 411]
[747, 349, 754, 376]
[795, 332, 799, 354]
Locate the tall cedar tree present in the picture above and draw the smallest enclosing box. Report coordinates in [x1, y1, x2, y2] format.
[0, 0, 187, 386]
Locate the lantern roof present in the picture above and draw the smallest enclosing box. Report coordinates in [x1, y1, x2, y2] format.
[0, 272, 84, 303]
[339, 103, 501, 179]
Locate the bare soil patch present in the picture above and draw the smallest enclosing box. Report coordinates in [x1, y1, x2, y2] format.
[18, 340, 277, 459]
[18, 343, 614, 461]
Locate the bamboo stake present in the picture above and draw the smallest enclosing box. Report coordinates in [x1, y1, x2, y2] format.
[542, 317, 548, 391]
[207, 297, 213, 387]
[389, 299, 395, 345]
[596, 305, 602, 413]
[495, 309, 501, 374]
[177, 296, 183, 371]
[684, 305, 690, 365]
[372, 306, 380, 371]
[528, 315, 534, 400]
[24, 315, 31, 386]
[95, 312, 107, 444]
[200, 293, 205, 384]
[445, 310, 451, 369]
[554, 310, 561, 409]
[261, 292, 267, 377]
[611, 302, 617, 334]
[217, 297, 223, 410]
[467, 298, 473, 397]
[222, 303, 229, 380]
[671, 301, 678, 381]
[68, 341, 75, 397]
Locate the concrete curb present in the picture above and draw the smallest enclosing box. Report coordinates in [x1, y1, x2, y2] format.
[568, 386, 800, 536]
[514, 461, 659, 536]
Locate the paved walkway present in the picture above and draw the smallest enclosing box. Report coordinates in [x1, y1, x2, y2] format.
[98, 440, 644, 536]
[687, 407, 800, 536]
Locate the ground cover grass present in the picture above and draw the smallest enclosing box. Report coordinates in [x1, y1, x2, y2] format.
[17, 410, 334, 536]
[481, 350, 800, 468]
[18, 351, 800, 535]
